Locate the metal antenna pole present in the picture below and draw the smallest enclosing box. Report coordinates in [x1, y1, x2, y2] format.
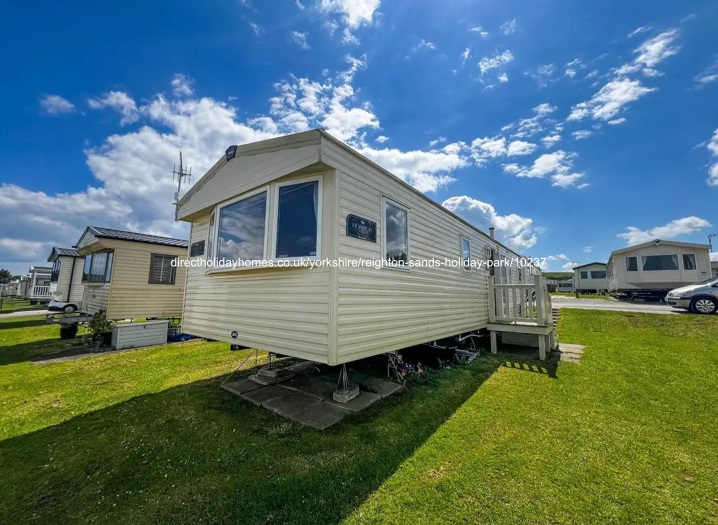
[709, 233, 716, 251]
[172, 151, 193, 206]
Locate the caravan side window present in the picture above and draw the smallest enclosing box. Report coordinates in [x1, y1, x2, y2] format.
[625, 257, 638, 272]
[274, 180, 320, 259]
[149, 254, 177, 285]
[682, 254, 696, 270]
[383, 198, 409, 267]
[217, 190, 268, 262]
[461, 237, 471, 270]
[82, 252, 113, 283]
[50, 261, 61, 283]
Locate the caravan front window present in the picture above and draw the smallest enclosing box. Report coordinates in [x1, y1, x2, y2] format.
[275, 181, 320, 259]
[82, 252, 113, 283]
[626, 257, 638, 272]
[217, 191, 267, 262]
[642, 255, 679, 271]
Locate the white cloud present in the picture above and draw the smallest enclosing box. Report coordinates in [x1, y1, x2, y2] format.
[694, 59, 718, 86]
[542, 134, 561, 148]
[706, 128, 718, 186]
[39, 94, 75, 115]
[417, 39, 435, 50]
[478, 50, 513, 74]
[506, 140, 536, 156]
[295, 0, 305, 8]
[504, 103, 558, 140]
[583, 246, 593, 253]
[572, 130, 592, 140]
[607, 118, 626, 125]
[249, 22, 261, 36]
[564, 58, 585, 78]
[628, 26, 651, 38]
[547, 254, 569, 261]
[461, 48, 470, 64]
[502, 150, 586, 188]
[319, 0, 380, 43]
[527, 64, 556, 87]
[428, 137, 446, 147]
[615, 29, 680, 77]
[617, 217, 712, 245]
[469, 26, 489, 38]
[498, 73, 509, 83]
[567, 78, 655, 122]
[561, 261, 576, 271]
[375, 135, 388, 143]
[171, 74, 195, 97]
[711, 252, 718, 262]
[291, 31, 310, 49]
[87, 91, 140, 125]
[442, 195, 538, 251]
[500, 19, 517, 36]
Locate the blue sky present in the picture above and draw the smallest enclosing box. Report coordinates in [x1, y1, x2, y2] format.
[1, 0, 717, 275]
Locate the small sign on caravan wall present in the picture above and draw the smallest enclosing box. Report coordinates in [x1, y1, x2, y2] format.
[346, 214, 377, 242]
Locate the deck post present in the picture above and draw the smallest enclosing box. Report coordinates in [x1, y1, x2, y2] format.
[538, 334, 547, 360]
[488, 276, 496, 323]
[535, 274, 546, 325]
[490, 331, 498, 354]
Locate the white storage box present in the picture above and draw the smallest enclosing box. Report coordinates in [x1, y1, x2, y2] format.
[111, 320, 169, 350]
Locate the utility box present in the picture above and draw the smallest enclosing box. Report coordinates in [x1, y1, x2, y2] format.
[111, 320, 169, 350]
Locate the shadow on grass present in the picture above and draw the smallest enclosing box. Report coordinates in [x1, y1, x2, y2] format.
[0, 355, 525, 525]
[0, 318, 48, 331]
[0, 339, 89, 366]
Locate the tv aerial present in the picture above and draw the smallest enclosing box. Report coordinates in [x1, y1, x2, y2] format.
[172, 151, 193, 206]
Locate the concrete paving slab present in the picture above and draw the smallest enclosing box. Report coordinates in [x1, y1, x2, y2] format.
[238, 385, 289, 406]
[291, 402, 350, 430]
[278, 374, 318, 392]
[262, 392, 321, 418]
[326, 391, 382, 412]
[221, 379, 264, 396]
[557, 343, 585, 364]
[285, 361, 324, 376]
[282, 377, 336, 401]
[358, 376, 403, 398]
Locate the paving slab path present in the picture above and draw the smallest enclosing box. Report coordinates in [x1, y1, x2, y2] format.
[550, 295, 678, 315]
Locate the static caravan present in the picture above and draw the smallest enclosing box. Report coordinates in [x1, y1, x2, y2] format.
[75, 227, 188, 320]
[607, 239, 712, 299]
[573, 262, 608, 293]
[712, 261, 718, 278]
[47, 247, 85, 313]
[176, 130, 555, 369]
[27, 266, 53, 304]
[3, 277, 28, 298]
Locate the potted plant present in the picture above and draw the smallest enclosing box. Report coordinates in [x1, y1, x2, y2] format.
[85, 310, 114, 349]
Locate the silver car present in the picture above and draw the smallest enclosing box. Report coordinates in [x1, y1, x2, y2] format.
[665, 277, 718, 314]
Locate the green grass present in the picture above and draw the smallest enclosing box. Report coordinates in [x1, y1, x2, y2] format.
[551, 292, 615, 300]
[0, 298, 43, 313]
[1, 311, 717, 524]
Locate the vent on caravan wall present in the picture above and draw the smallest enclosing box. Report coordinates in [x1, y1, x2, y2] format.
[226, 145, 238, 161]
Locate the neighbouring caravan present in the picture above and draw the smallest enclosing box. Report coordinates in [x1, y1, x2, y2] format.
[712, 260, 718, 278]
[27, 266, 53, 304]
[74, 227, 188, 320]
[607, 239, 712, 299]
[47, 247, 85, 313]
[176, 130, 556, 366]
[573, 262, 608, 293]
[3, 277, 28, 298]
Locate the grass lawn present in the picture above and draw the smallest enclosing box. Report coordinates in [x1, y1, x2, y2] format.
[0, 298, 43, 313]
[552, 292, 615, 300]
[1, 311, 717, 524]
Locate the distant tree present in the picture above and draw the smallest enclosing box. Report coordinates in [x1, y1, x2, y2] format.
[0, 269, 12, 283]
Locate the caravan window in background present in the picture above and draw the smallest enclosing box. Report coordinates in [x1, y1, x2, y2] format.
[642, 255, 679, 271]
[149, 254, 176, 285]
[591, 271, 606, 279]
[275, 180, 320, 259]
[384, 199, 409, 266]
[682, 254, 696, 270]
[50, 261, 61, 283]
[217, 191, 267, 263]
[626, 257, 638, 272]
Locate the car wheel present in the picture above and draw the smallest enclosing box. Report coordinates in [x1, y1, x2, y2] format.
[689, 297, 717, 315]
[62, 304, 77, 314]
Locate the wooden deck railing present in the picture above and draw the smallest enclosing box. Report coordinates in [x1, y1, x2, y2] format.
[30, 285, 51, 298]
[488, 274, 552, 326]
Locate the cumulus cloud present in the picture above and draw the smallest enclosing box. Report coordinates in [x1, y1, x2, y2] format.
[469, 136, 537, 164]
[502, 150, 587, 188]
[614, 29, 680, 77]
[706, 128, 718, 186]
[442, 195, 538, 251]
[39, 94, 75, 115]
[171, 74, 195, 97]
[319, 0, 380, 44]
[617, 217, 712, 245]
[572, 130, 592, 140]
[87, 91, 140, 125]
[291, 30, 310, 49]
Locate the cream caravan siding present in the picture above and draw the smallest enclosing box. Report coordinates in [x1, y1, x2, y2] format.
[76, 231, 99, 250]
[83, 283, 110, 315]
[322, 140, 518, 363]
[177, 140, 321, 219]
[574, 263, 608, 291]
[181, 171, 337, 363]
[608, 244, 710, 291]
[99, 239, 187, 319]
[52, 256, 85, 304]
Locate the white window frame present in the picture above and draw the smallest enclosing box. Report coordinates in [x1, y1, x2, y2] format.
[271, 176, 323, 262]
[381, 196, 410, 271]
[206, 212, 215, 261]
[461, 236, 471, 271]
[212, 186, 271, 266]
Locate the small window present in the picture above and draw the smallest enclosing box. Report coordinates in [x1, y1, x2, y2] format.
[461, 238, 471, 270]
[275, 181, 319, 258]
[384, 199, 409, 266]
[626, 257, 638, 272]
[50, 261, 61, 283]
[590, 270, 606, 279]
[82, 252, 113, 283]
[207, 213, 215, 261]
[682, 254, 696, 270]
[580, 271, 588, 279]
[642, 255, 679, 271]
[217, 191, 267, 262]
[149, 254, 177, 284]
